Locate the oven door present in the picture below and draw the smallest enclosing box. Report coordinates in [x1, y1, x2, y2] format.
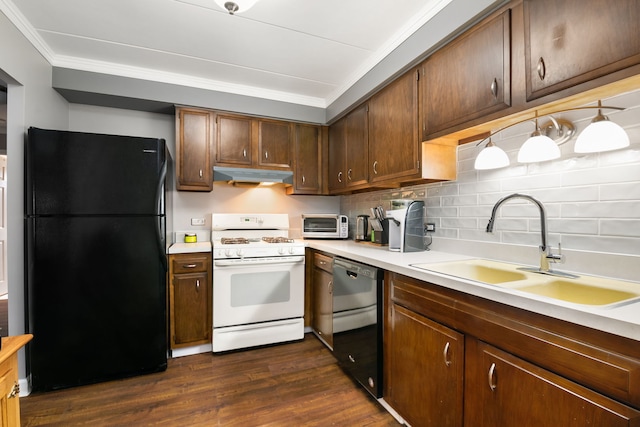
[213, 256, 305, 327]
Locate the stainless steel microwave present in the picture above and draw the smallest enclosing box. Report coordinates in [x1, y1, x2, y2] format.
[301, 214, 349, 239]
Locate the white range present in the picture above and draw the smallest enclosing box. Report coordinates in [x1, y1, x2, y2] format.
[211, 213, 305, 353]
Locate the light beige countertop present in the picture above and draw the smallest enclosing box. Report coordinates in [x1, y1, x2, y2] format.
[306, 239, 640, 342]
[168, 241, 212, 254]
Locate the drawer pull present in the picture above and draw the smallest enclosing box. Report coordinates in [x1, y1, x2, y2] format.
[490, 78, 498, 98]
[337, 171, 343, 183]
[443, 342, 452, 367]
[196, 279, 200, 290]
[328, 280, 333, 294]
[183, 264, 197, 269]
[199, 169, 203, 179]
[348, 354, 356, 363]
[347, 168, 352, 181]
[243, 148, 247, 158]
[373, 161, 378, 175]
[488, 362, 497, 391]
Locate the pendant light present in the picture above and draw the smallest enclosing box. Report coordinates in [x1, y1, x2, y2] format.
[517, 114, 561, 163]
[574, 100, 630, 153]
[474, 139, 510, 170]
[214, 0, 260, 14]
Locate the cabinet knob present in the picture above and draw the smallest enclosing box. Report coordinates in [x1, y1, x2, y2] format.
[490, 78, 498, 98]
[328, 280, 333, 294]
[264, 151, 268, 160]
[347, 168, 352, 181]
[199, 169, 203, 179]
[348, 354, 356, 363]
[373, 161, 378, 175]
[196, 279, 200, 290]
[337, 171, 343, 183]
[243, 148, 247, 158]
[302, 175, 305, 184]
[537, 57, 546, 81]
[488, 362, 497, 391]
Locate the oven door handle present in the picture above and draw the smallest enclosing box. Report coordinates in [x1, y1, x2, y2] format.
[214, 256, 305, 267]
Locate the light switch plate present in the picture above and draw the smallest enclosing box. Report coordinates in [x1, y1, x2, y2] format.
[191, 218, 205, 226]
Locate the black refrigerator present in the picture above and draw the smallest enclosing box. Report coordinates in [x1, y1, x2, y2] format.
[25, 127, 170, 392]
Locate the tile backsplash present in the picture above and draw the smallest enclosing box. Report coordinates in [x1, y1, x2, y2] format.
[342, 89, 640, 279]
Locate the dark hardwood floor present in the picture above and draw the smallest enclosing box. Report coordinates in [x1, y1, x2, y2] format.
[21, 334, 400, 426]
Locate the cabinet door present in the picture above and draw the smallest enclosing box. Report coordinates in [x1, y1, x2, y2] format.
[256, 119, 292, 169]
[215, 113, 252, 166]
[328, 117, 346, 192]
[524, 0, 640, 101]
[422, 10, 511, 137]
[312, 268, 333, 348]
[344, 103, 369, 188]
[464, 338, 640, 427]
[176, 108, 214, 191]
[385, 303, 464, 427]
[369, 69, 420, 183]
[171, 272, 211, 348]
[290, 124, 323, 194]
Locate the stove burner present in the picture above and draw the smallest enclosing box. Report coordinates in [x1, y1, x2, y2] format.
[262, 237, 294, 244]
[220, 237, 250, 245]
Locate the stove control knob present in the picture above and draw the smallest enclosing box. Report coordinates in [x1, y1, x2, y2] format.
[225, 249, 233, 257]
[288, 247, 295, 254]
[278, 247, 286, 255]
[236, 249, 244, 257]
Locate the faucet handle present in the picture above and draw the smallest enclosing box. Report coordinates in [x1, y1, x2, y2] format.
[547, 243, 565, 263]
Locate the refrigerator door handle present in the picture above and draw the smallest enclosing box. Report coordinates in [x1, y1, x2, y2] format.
[155, 147, 168, 272]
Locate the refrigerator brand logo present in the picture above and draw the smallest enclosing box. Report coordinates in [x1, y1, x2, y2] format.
[143, 149, 158, 153]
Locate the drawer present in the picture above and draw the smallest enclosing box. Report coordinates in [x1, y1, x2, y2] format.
[314, 253, 333, 273]
[171, 254, 210, 274]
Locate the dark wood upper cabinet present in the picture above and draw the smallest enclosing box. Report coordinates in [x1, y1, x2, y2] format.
[328, 103, 369, 193]
[422, 10, 511, 138]
[175, 107, 214, 192]
[524, 0, 640, 101]
[215, 114, 292, 170]
[368, 69, 420, 183]
[256, 119, 292, 169]
[288, 123, 323, 195]
[215, 113, 252, 166]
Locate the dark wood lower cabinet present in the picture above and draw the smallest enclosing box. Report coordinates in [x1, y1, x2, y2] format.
[385, 302, 463, 427]
[464, 338, 640, 427]
[385, 271, 640, 427]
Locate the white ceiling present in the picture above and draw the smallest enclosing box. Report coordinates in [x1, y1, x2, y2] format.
[2, 0, 458, 108]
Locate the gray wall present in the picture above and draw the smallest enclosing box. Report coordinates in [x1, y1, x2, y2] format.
[0, 9, 70, 381]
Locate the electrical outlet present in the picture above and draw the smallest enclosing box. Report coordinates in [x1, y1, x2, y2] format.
[425, 223, 436, 232]
[191, 218, 205, 226]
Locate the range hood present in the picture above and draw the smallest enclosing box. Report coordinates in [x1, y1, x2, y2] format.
[213, 166, 294, 185]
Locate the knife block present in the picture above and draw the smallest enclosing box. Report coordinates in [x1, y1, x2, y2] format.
[372, 219, 389, 245]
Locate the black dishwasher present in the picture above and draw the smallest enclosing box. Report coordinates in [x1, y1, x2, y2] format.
[332, 257, 383, 398]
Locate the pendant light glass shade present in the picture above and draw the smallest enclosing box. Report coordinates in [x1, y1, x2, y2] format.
[517, 117, 561, 163]
[474, 141, 510, 170]
[517, 133, 561, 163]
[574, 112, 630, 153]
[214, 0, 260, 14]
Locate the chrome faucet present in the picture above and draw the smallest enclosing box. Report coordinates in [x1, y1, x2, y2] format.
[486, 193, 577, 278]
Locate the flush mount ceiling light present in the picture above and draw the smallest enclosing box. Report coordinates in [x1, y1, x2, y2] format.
[574, 101, 630, 153]
[214, 0, 260, 14]
[473, 100, 628, 170]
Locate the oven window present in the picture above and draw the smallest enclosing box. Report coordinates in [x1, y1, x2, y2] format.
[303, 218, 337, 232]
[230, 271, 291, 306]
